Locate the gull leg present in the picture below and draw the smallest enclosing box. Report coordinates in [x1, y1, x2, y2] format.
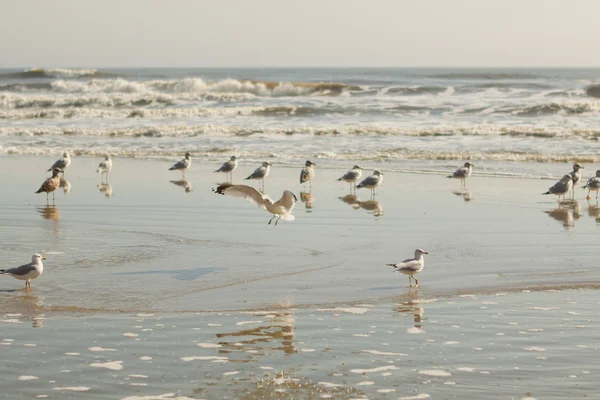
[414, 277, 419, 287]
[268, 215, 276, 225]
[275, 216, 281, 226]
[408, 276, 412, 287]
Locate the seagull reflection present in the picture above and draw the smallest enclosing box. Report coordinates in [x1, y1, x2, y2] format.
[0, 291, 45, 328]
[97, 183, 113, 198]
[300, 191, 314, 210]
[452, 189, 472, 202]
[394, 289, 426, 328]
[215, 312, 296, 355]
[37, 206, 60, 220]
[586, 200, 600, 223]
[170, 179, 192, 193]
[338, 194, 361, 209]
[59, 178, 71, 195]
[544, 200, 580, 229]
[357, 200, 383, 216]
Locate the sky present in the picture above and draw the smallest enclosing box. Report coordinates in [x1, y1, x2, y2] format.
[1, 0, 599, 68]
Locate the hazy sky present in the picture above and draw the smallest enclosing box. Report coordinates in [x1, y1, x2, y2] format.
[1, 0, 598, 67]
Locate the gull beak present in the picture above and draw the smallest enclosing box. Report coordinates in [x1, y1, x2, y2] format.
[423, 251, 429, 254]
[42, 257, 47, 260]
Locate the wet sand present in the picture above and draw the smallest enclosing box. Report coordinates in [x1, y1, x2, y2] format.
[1, 155, 599, 398]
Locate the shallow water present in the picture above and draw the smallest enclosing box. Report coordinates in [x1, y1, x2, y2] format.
[1, 156, 600, 313]
[1, 289, 598, 399]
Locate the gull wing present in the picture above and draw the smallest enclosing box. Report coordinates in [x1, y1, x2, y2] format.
[48, 158, 66, 171]
[548, 178, 571, 194]
[341, 170, 359, 181]
[214, 184, 268, 209]
[453, 167, 468, 178]
[358, 175, 380, 187]
[246, 166, 267, 179]
[274, 190, 297, 212]
[171, 159, 187, 170]
[2, 262, 36, 277]
[391, 258, 421, 272]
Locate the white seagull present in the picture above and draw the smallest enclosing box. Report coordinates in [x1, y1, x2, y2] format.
[543, 174, 574, 201]
[582, 170, 600, 200]
[213, 183, 297, 225]
[299, 160, 316, 188]
[169, 152, 192, 177]
[47, 151, 71, 172]
[214, 156, 238, 181]
[569, 163, 584, 199]
[337, 165, 363, 192]
[96, 155, 113, 181]
[356, 170, 384, 197]
[447, 162, 474, 186]
[244, 161, 272, 190]
[387, 249, 428, 287]
[1, 254, 46, 289]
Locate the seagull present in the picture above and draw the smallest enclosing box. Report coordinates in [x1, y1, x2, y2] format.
[543, 174, 574, 201]
[213, 183, 297, 225]
[447, 162, 474, 186]
[214, 156, 238, 182]
[47, 151, 71, 172]
[244, 161, 272, 190]
[387, 249, 428, 287]
[356, 170, 384, 198]
[1, 254, 46, 289]
[169, 152, 192, 177]
[569, 163, 584, 199]
[338, 165, 363, 192]
[300, 160, 316, 188]
[35, 168, 63, 203]
[96, 155, 113, 181]
[582, 170, 600, 200]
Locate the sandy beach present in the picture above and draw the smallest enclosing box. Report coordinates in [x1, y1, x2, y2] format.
[1, 155, 599, 398]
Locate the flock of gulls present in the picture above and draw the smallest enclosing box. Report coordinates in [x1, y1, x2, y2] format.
[4, 153, 600, 290]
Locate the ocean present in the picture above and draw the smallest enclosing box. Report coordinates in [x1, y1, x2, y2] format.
[1, 67, 600, 178]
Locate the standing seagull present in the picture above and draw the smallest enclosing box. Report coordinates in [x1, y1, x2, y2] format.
[169, 152, 192, 178]
[447, 162, 474, 187]
[214, 156, 238, 182]
[299, 160, 316, 188]
[569, 163, 584, 199]
[356, 170, 384, 198]
[47, 151, 71, 172]
[213, 183, 296, 225]
[387, 249, 428, 287]
[96, 155, 113, 181]
[582, 170, 600, 200]
[0, 254, 46, 289]
[337, 165, 363, 193]
[244, 161, 272, 191]
[35, 168, 63, 204]
[543, 174, 574, 201]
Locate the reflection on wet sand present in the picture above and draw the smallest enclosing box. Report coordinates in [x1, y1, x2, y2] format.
[544, 200, 580, 229]
[586, 200, 600, 223]
[97, 182, 113, 198]
[452, 189, 473, 202]
[216, 312, 296, 355]
[357, 200, 383, 216]
[394, 289, 425, 328]
[0, 291, 45, 328]
[170, 179, 192, 193]
[338, 194, 361, 209]
[37, 205, 60, 220]
[338, 195, 383, 216]
[300, 191, 314, 210]
[59, 178, 71, 194]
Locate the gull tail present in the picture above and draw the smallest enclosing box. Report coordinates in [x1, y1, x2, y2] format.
[386, 263, 398, 268]
[542, 191, 551, 195]
[280, 214, 295, 221]
[214, 169, 221, 173]
[582, 185, 588, 189]
[446, 175, 453, 179]
[0, 269, 6, 274]
[168, 167, 176, 171]
[35, 188, 43, 194]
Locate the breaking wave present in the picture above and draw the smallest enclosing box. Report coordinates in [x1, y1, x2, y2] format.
[0, 68, 121, 79]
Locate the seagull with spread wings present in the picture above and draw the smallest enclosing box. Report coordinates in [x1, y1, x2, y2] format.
[213, 183, 297, 225]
